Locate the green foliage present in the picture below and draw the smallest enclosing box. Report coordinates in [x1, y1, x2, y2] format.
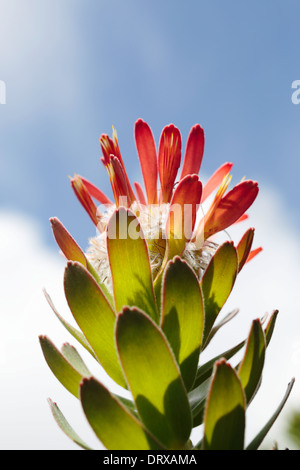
[40, 208, 294, 450]
[161, 256, 204, 390]
[203, 360, 246, 450]
[285, 409, 300, 449]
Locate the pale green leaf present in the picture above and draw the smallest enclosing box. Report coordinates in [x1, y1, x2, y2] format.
[246, 378, 295, 450]
[43, 289, 97, 360]
[48, 398, 93, 450]
[39, 335, 88, 398]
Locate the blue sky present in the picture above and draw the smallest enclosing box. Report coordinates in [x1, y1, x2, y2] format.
[1, 0, 300, 450]
[1, 0, 300, 247]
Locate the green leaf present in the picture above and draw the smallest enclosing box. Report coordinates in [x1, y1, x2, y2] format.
[153, 272, 164, 313]
[64, 261, 126, 388]
[161, 256, 204, 390]
[238, 319, 266, 405]
[190, 340, 246, 427]
[39, 336, 89, 398]
[39, 337, 136, 412]
[107, 207, 158, 322]
[193, 312, 277, 393]
[188, 377, 211, 427]
[246, 378, 295, 450]
[200, 241, 238, 346]
[50, 217, 113, 303]
[236, 227, 254, 272]
[50, 217, 88, 267]
[80, 377, 164, 450]
[43, 289, 97, 361]
[264, 309, 279, 346]
[47, 398, 93, 450]
[116, 307, 192, 449]
[203, 359, 246, 450]
[191, 315, 276, 427]
[204, 308, 240, 348]
[61, 343, 92, 378]
[193, 339, 246, 389]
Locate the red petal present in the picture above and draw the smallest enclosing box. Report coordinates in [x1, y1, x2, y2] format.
[134, 119, 158, 204]
[180, 124, 205, 180]
[134, 181, 147, 206]
[233, 213, 249, 225]
[158, 124, 182, 203]
[100, 129, 135, 204]
[71, 175, 100, 226]
[246, 247, 263, 264]
[203, 180, 259, 239]
[201, 162, 233, 202]
[50, 217, 87, 267]
[80, 176, 113, 206]
[165, 174, 202, 260]
[106, 156, 135, 207]
[99, 130, 123, 167]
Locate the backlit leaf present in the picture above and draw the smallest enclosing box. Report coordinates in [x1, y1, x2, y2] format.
[116, 307, 192, 449]
[161, 256, 204, 390]
[193, 339, 246, 389]
[107, 207, 158, 322]
[236, 227, 255, 272]
[238, 319, 266, 405]
[190, 339, 246, 427]
[200, 241, 238, 346]
[203, 359, 246, 450]
[264, 309, 279, 346]
[43, 289, 97, 361]
[39, 336, 88, 398]
[80, 377, 164, 450]
[50, 217, 113, 303]
[64, 261, 126, 388]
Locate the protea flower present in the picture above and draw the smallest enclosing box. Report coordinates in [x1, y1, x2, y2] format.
[40, 119, 294, 451]
[68, 119, 261, 292]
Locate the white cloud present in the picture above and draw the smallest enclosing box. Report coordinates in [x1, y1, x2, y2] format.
[1, 183, 300, 449]
[0, 211, 103, 450]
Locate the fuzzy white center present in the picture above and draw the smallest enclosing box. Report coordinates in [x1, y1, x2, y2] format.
[86, 202, 217, 292]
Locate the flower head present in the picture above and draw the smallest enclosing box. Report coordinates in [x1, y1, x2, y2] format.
[43, 119, 291, 453]
[69, 119, 260, 290]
